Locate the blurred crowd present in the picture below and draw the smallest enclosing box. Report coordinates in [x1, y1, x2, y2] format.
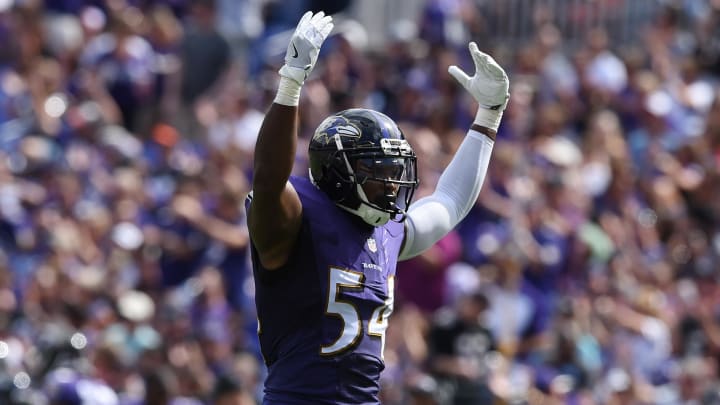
[0, 0, 719, 404]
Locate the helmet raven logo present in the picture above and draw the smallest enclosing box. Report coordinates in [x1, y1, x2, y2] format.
[313, 116, 361, 146]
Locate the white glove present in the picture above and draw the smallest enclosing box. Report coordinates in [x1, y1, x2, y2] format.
[274, 11, 333, 106]
[448, 42, 509, 131]
[279, 11, 333, 84]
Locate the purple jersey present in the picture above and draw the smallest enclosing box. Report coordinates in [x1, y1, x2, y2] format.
[247, 176, 404, 404]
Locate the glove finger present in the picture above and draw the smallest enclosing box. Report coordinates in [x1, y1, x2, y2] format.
[469, 43, 490, 73]
[310, 11, 325, 26]
[448, 65, 470, 88]
[304, 14, 331, 47]
[480, 55, 507, 81]
[471, 46, 506, 81]
[484, 62, 507, 81]
[298, 11, 313, 29]
[318, 15, 333, 31]
[320, 22, 334, 39]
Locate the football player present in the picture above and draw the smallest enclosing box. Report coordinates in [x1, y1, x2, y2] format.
[246, 11, 509, 404]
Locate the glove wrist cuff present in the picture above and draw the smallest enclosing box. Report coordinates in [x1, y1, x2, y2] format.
[274, 75, 303, 106]
[474, 108, 503, 132]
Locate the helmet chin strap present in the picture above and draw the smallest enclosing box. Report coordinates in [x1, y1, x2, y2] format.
[353, 183, 392, 225]
[338, 200, 392, 226]
[334, 184, 389, 225]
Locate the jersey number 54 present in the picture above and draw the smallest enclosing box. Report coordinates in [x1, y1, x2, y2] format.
[320, 267, 394, 358]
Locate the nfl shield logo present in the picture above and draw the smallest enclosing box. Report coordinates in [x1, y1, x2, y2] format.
[367, 238, 377, 253]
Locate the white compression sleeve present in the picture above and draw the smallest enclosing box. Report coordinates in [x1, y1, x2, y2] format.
[400, 129, 494, 260]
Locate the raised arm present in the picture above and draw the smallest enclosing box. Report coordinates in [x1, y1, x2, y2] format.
[400, 42, 510, 260]
[248, 11, 333, 270]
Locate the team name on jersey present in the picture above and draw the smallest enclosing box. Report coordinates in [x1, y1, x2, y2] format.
[361, 262, 383, 272]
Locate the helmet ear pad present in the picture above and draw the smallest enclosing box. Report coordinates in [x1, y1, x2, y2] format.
[315, 151, 360, 207]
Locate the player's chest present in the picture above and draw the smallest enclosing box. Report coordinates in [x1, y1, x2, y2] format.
[313, 229, 396, 298]
[321, 229, 396, 276]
